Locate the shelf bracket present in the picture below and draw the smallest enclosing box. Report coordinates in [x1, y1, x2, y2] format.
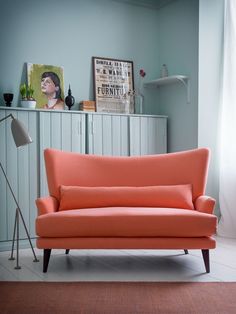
[144, 75, 190, 104]
[176, 77, 190, 104]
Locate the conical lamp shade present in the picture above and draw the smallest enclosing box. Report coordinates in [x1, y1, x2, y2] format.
[11, 118, 32, 147]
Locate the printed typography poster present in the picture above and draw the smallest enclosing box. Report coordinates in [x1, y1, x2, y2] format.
[93, 57, 134, 113]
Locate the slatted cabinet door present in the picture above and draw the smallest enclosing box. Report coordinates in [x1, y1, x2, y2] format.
[129, 116, 167, 156]
[39, 111, 86, 197]
[0, 109, 38, 243]
[87, 113, 129, 156]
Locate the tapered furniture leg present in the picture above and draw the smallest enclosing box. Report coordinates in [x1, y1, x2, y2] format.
[65, 249, 70, 255]
[43, 249, 51, 273]
[184, 250, 188, 254]
[201, 249, 210, 273]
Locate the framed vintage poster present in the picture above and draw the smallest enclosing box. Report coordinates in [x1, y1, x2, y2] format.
[27, 63, 65, 110]
[92, 57, 134, 113]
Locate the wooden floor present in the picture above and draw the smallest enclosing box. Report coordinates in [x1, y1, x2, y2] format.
[0, 236, 236, 282]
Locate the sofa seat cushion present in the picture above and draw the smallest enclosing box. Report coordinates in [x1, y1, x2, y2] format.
[36, 207, 217, 238]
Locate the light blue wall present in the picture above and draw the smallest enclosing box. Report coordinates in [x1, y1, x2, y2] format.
[157, 0, 199, 152]
[0, 0, 224, 210]
[0, 0, 159, 112]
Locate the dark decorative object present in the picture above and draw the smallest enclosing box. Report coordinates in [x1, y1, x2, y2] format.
[65, 85, 75, 110]
[3, 93, 14, 107]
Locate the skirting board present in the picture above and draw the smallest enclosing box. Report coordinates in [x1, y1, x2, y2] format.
[0, 238, 36, 252]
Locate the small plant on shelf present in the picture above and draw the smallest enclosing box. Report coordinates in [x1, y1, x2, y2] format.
[27, 85, 35, 100]
[20, 83, 27, 99]
[20, 83, 36, 108]
[127, 68, 146, 114]
[20, 84, 35, 100]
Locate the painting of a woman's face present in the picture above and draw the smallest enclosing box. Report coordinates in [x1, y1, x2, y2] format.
[41, 76, 58, 97]
[27, 63, 64, 108]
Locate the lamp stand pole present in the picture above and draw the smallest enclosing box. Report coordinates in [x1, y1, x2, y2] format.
[0, 162, 39, 269]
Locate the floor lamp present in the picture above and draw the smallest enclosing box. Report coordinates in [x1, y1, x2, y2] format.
[0, 113, 39, 269]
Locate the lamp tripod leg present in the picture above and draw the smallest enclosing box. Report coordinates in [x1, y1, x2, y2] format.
[9, 209, 17, 261]
[1, 162, 39, 268]
[18, 208, 39, 262]
[15, 208, 21, 269]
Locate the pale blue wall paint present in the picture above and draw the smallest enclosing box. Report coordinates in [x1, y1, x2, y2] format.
[157, 0, 199, 152]
[0, 0, 159, 112]
[198, 0, 224, 213]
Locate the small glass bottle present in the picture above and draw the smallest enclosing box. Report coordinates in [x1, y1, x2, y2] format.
[161, 64, 168, 78]
[135, 89, 144, 114]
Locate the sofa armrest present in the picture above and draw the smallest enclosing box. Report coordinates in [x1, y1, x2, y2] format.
[35, 196, 59, 216]
[194, 195, 216, 214]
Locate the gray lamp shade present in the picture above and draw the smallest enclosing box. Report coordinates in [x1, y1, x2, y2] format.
[11, 118, 32, 147]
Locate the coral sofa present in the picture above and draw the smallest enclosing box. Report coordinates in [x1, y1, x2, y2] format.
[35, 148, 217, 273]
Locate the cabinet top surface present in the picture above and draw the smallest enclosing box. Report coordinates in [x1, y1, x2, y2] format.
[0, 106, 168, 118]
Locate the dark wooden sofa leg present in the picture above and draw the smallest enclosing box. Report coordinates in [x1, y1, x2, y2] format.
[184, 249, 188, 254]
[201, 249, 210, 273]
[65, 249, 70, 255]
[43, 249, 51, 273]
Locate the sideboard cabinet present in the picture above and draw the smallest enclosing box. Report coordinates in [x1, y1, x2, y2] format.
[0, 107, 167, 249]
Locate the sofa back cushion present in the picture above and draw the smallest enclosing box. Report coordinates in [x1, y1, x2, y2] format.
[59, 184, 194, 211]
[44, 148, 210, 202]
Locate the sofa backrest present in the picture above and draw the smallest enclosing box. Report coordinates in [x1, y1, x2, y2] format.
[44, 148, 210, 202]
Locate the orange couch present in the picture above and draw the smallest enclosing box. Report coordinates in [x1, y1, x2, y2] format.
[35, 148, 217, 273]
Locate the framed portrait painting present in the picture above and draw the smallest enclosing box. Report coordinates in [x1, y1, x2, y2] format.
[27, 63, 65, 110]
[92, 57, 134, 114]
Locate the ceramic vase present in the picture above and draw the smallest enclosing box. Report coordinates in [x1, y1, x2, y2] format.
[21, 100, 36, 109]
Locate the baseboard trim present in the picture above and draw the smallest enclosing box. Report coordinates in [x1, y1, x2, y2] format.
[0, 238, 37, 252]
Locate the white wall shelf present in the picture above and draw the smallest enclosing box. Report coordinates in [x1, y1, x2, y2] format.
[144, 75, 190, 103]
